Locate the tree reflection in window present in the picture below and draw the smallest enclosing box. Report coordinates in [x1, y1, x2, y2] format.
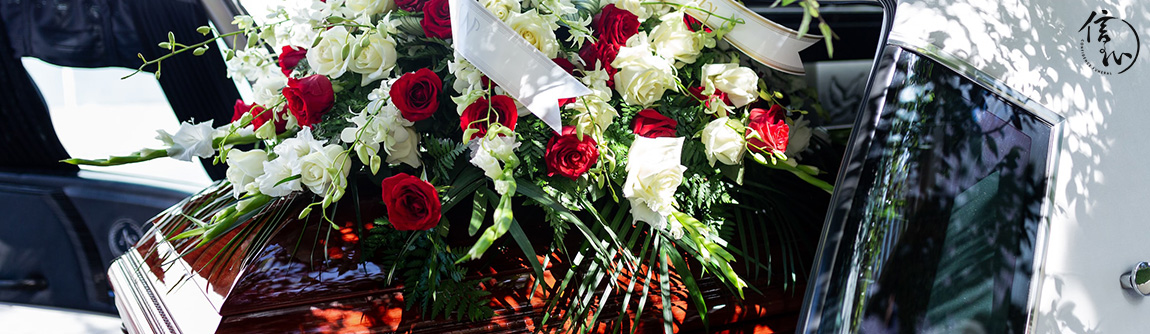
[824, 50, 1052, 334]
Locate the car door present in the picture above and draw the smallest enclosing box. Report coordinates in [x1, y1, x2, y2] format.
[799, 0, 1150, 333]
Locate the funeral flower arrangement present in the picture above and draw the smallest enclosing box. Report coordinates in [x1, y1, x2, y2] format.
[69, 0, 835, 329]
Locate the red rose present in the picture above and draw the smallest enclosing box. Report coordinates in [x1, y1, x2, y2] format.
[746, 105, 790, 154]
[460, 95, 518, 141]
[545, 126, 600, 180]
[552, 58, 578, 106]
[578, 42, 619, 87]
[396, 0, 427, 11]
[282, 75, 334, 128]
[254, 106, 289, 134]
[595, 5, 640, 46]
[234, 100, 289, 133]
[688, 86, 732, 108]
[421, 0, 452, 39]
[632, 109, 677, 138]
[390, 68, 442, 122]
[381, 173, 442, 231]
[233, 99, 254, 122]
[277, 45, 308, 77]
[683, 14, 712, 33]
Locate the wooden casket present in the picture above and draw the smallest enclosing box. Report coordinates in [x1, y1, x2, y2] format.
[108, 170, 825, 333]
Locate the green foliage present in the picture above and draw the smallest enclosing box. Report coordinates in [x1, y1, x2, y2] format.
[364, 227, 495, 322]
[424, 137, 469, 183]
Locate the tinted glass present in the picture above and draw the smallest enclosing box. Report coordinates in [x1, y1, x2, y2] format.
[814, 49, 1053, 333]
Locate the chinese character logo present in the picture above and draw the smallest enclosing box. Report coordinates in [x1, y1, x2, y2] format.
[1079, 9, 1140, 75]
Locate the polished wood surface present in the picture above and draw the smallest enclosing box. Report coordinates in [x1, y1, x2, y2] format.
[109, 180, 813, 333]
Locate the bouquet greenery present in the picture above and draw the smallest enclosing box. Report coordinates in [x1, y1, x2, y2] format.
[69, 0, 835, 330]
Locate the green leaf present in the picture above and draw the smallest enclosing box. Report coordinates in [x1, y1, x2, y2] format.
[797, 3, 812, 38]
[658, 250, 673, 334]
[507, 219, 549, 292]
[664, 244, 708, 331]
[274, 174, 302, 187]
[468, 191, 488, 236]
[819, 22, 835, 58]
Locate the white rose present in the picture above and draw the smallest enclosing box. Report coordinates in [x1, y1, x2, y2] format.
[648, 12, 706, 65]
[786, 116, 814, 157]
[613, 64, 677, 106]
[252, 73, 288, 106]
[346, 0, 394, 18]
[482, 0, 521, 21]
[506, 10, 560, 58]
[300, 144, 352, 199]
[613, 33, 677, 106]
[348, 30, 398, 86]
[385, 127, 422, 168]
[702, 63, 759, 107]
[623, 136, 686, 231]
[156, 121, 217, 162]
[701, 117, 746, 167]
[225, 149, 268, 198]
[615, 0, 669, 20]
[307, 26, 352, 77]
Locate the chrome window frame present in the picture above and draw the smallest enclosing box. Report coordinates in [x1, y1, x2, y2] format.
[797, 2, 1067, 330]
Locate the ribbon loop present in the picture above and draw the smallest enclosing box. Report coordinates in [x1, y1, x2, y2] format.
[675, 0, 821, 75]
[450, 0, 592, 132]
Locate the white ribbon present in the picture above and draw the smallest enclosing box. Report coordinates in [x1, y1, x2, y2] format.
[449, 0, 592, 132]
[678, 0, 821, 75]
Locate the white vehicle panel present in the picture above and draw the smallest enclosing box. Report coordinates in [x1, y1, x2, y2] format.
[889, 0, 1150, 332]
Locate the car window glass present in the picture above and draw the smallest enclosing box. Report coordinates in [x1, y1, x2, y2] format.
[815, 49, 1053, 333]
[22, 57, 212, 186]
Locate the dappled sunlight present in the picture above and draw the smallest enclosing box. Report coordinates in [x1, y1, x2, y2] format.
[885, 0, 1150, 333]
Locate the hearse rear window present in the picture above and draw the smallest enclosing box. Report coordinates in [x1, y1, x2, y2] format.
[813, 49, 1054, 333]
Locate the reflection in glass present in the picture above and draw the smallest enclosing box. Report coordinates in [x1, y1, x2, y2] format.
[816, 50, 1052, 333]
